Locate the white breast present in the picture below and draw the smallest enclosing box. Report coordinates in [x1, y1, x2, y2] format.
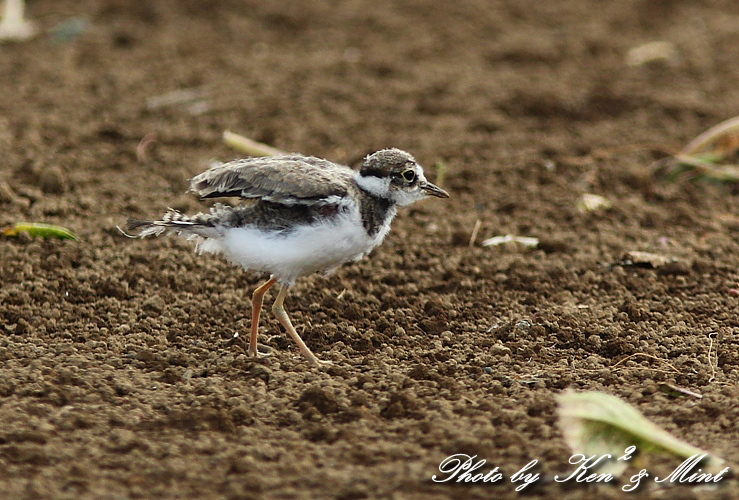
[197, 204, 395, 284]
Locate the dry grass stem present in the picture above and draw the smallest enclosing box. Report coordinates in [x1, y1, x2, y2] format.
[681, 116, 739, 156]
[610, 352, 680, 373]
[468, 219, 481, 248]
[223, 130, 287, 157]
[708, 333, 718, 383]
[656, 115, 739, 182]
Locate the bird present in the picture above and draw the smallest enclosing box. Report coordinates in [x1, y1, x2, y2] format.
[123, 148, 449, 367]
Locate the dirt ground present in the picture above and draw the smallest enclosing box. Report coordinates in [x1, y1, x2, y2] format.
[1, 0, 739, 498]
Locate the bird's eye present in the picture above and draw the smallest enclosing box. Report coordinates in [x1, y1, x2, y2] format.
[400, 169, 416, 182]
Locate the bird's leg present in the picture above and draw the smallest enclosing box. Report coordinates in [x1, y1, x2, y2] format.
[272, 284, 331, 367]
[249, 276, 277, 358]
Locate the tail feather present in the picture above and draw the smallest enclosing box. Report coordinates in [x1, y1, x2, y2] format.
[120, 209, 218, 239]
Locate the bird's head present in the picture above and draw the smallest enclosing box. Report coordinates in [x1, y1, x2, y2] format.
[356, 148, 450, 206]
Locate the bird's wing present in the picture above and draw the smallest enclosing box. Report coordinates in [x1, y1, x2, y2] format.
[189, 155, 354, 206]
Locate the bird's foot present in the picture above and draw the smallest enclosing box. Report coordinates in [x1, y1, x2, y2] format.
[312, 358, 333, 369]
[247, 343, 272, 361]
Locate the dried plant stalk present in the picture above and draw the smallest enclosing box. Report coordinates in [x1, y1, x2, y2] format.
[223, 130, 287, 157]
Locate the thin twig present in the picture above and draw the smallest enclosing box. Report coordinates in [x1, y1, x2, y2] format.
[136, 133, 157, 163]
[611, 353, 680, 373]
[707, 332, 718, 383]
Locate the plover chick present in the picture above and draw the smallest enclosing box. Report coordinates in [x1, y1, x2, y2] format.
[124, 148, 449, 367]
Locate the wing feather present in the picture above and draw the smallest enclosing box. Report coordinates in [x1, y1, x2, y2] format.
[189, 155, 354, 206]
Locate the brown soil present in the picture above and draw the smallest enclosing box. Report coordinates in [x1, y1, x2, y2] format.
[1, 0, 739, 498]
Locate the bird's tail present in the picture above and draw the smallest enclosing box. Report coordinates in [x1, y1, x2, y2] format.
[119, 208, 219, 239]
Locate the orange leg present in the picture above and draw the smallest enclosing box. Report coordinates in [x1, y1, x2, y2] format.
[271, 284, 331, 367]
[249, 276, 277, 358]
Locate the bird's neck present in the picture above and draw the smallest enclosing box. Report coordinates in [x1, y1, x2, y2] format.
[355, 172, 392, 199]
[358, 194, 396, 236]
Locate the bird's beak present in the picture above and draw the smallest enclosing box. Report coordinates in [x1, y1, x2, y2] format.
[420, 181, 450, 198]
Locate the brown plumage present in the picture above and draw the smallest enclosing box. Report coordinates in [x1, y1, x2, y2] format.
[190, 155, 353, 205]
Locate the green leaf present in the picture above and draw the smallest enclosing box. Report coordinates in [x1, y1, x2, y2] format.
[557, 391, 726, 477]
[2, 222, 77, 240]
